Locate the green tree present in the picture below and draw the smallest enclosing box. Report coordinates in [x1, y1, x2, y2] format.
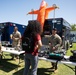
[71, 24, 76, 31]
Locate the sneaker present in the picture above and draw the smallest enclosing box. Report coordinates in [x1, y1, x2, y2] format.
[54, 69, 58, 73]
[16, 56, 19, 59]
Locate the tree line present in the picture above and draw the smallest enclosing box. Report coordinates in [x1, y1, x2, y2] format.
[71, 24, 76, 31]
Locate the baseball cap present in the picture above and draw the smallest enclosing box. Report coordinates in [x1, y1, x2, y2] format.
[52, 28, 57, 31]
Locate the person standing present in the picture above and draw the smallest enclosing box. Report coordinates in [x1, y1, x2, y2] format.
[10, 26, 21, 59]
[23, 21, 42, 75]
[49, 28, 62, 73]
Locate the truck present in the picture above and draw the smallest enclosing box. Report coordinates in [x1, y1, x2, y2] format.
[0, 22, 26, 46]
[42, 18, 72, 51]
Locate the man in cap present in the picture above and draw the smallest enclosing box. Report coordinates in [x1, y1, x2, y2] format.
[49, 28, 62, 73]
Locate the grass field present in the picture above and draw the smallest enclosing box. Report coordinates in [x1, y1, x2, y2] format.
[0, 43, 76, 75]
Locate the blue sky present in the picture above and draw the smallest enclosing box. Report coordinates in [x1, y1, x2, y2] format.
[0, 0, 76, 25]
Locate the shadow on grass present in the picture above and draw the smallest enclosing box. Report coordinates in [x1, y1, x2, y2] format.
[38, 68, 54, 75]
[13, 67, 53, 75]
[13, 68, 24, 75]
[63, 64, 75, 72]
[0, 59, 20, 72]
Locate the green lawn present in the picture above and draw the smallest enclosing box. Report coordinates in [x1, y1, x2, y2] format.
[0, 43, 76, 75]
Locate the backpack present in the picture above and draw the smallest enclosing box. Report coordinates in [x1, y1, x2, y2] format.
[22, 34, 35, 53]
